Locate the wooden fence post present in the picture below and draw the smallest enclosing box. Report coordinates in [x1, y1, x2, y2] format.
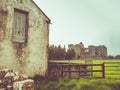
[47, 62, 50, 79]
[69, 63, 71, 78]
[102, 63, 105, 78]
[61, 65, 63, 77]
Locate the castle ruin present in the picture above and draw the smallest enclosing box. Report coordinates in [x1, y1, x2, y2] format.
[68, 42, 107, 59]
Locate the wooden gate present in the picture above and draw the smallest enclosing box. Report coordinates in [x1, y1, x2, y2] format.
[48, 62, 105, 79]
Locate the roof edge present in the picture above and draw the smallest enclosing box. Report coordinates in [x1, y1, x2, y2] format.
[31, 0, 51, 23]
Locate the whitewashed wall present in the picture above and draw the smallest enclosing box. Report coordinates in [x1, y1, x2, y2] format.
[0, 0, 50, 76]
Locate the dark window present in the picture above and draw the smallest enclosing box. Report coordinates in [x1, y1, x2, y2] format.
[12, 8, 28, 43]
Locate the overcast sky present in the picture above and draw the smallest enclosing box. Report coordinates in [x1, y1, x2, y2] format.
[34, 0, 120, 56]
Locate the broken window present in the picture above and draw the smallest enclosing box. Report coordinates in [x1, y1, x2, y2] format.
[12, 8, 28, 43]
[85, 49, 89, 53]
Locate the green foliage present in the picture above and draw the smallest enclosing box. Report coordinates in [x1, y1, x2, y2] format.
[48, 45, 76, 60]
[48, 45, 66, 60]
[34, 77, 120, 90]
[107, 55, 114, 59]
[115, 55, 120, 59]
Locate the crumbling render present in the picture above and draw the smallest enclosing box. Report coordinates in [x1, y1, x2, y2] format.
[0, 9, 8, 41]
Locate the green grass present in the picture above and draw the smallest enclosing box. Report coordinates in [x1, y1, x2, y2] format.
[33, 60, 120, 90]
[34, 76, 120, 90]
[49, 59, 120, 78]
[49, 59, 120, 64]
[50, 59, 92, 64]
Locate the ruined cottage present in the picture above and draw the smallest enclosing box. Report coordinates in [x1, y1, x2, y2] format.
[0, 0, 50, 76]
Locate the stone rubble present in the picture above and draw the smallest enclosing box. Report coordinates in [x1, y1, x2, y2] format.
[0, 66, 34, 90]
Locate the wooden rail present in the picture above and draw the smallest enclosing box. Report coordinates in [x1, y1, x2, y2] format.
[48, 62, 105, 79]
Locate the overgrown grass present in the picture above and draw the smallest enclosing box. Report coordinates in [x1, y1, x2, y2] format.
[33, 75, 120, 90]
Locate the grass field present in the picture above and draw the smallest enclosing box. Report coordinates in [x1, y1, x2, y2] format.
[34, 75, 120, 90]
[49, 59, 120, 64]
[33, 60, 120, 90]
[49, 59, 120, 78]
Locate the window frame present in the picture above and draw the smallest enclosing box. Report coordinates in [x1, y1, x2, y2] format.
[12, 8, 29, 43]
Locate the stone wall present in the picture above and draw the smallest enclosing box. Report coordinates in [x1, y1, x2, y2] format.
[0, 66, 34, 90]
[68, 42, 84, 58]
[0, 0, 50, 76]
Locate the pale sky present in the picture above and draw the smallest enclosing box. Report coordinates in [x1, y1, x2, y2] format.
[34, 0, 120, 56]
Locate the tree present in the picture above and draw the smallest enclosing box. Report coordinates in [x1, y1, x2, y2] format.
[48, 45, 55, 60]
[48, 45, 66, 60]
[57, 45, 66, 59]
[107, 55, 114, 59]
[115, 55, 120, 59]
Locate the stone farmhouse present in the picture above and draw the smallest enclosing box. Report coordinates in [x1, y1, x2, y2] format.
[68, 42, 107, 59]
[0, 0, 50, 77]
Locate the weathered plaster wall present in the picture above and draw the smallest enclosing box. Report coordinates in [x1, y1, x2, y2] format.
[0, 0, 50, 76]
